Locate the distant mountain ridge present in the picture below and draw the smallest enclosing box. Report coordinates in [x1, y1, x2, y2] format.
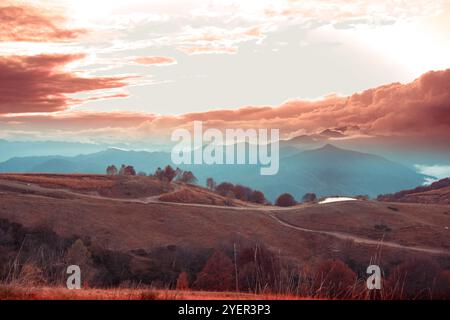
[0, 145, 428, 200]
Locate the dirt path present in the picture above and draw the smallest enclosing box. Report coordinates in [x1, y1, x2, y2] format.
[268, 214, 450, 256]
[2, 179, 449, 256]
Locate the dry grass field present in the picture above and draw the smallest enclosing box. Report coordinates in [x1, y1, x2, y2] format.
[0, 285, 308, 300]
[0, 174, 449, 300]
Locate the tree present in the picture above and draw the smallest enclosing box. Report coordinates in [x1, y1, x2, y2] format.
[206, 178, 216, 190]
[178, 171, 198, 184]
[154, 165, 177, 182]
[275, 193, 297, 207]
[176, 272, 190, 291]
[137, 171, 147, 176]
[250, 190, 266, 204]
[302, 193, 317, 203]
[119, 164, 135, 176]
[164, 165, 177, 182]
[215, 182, 235, 197]
[194, 251, 235, 291]
[233, 185, 253, 201]
[106, 165, 118, 176]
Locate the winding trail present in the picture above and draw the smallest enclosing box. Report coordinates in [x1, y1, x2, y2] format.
[267, 214, 450, 256]
[1, 178, 449, 256]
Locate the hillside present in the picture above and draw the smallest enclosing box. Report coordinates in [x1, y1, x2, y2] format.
[378, 178, 450, 204]
[0, 145, 428, 200]
[0, 174, 448, 258]
[0, 174, 449, 298]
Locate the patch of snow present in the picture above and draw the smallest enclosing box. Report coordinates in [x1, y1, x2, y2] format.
[319, 197, 358, 204]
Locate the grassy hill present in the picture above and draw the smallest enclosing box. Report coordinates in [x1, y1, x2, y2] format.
[378, 178, 450, 204]
[0, 174, 449, 299]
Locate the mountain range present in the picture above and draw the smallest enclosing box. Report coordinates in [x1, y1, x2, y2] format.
[0, 144, 428, 201]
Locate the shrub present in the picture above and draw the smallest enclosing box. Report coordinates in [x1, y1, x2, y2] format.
[237, 244, 281, 293]
[275, 193, 297, 207]
[194, 251, 235, 291]
[314, 259, 357, 298]
[388, 258, 441, 299]
[435, 270, 450, 299]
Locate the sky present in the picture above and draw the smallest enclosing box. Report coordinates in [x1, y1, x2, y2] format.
[0, 0, 450, 144]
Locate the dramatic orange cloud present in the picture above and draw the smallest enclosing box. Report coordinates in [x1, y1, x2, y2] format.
[133, 56, 177, 66]
[0, 3, 86, 42]
[0, 54, 131, 114]
[1, 68, 450, 143]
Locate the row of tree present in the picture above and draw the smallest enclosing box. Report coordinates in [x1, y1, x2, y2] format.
[105, 164, 366, 207]
[106, 164, 136, 176]
[207, 179, 267, 204]
[106, 164, 198, 184]
[206, 177, 319, 207]
[274, 192, 317, 207]
[175, 248, 450, 299]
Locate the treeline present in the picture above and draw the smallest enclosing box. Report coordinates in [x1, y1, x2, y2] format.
[378, 177, 450, 202]
[106, 164, 198, 184]
[104, 164, 370, 206]
[1, 218, 449, 299]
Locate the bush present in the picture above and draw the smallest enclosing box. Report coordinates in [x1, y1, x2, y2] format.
[275, 193, 297, 207]
[237, 244, 281, 293]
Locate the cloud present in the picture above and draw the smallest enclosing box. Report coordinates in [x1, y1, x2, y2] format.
[0, 3, 86, 42]
[178, 46, 238, 55]
[133, 56, 177, 66]
[263, 0, 448, 26]
[0, 54, 131, 114]
[1, 68, 450, 143]
[176, 25, 265, 55]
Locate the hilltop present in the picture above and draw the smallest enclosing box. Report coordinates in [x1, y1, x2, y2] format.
[378, 177, 450, 204]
